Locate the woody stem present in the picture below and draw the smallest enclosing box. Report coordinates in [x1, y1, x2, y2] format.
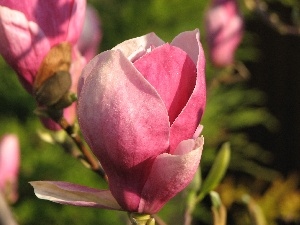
[56, 116, 107, 180]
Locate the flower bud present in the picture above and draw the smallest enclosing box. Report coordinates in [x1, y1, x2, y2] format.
[0, 0, 86, 130]
[205, 0, 244, 67]
[0, 134, 20, 203]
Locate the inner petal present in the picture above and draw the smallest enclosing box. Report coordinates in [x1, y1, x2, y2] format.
[133, 43, 197, 124]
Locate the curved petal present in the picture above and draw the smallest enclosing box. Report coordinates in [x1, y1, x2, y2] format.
[138, 136, 204, 214]
[169, 30, 206, 153]
[1, 0, 84, 46]
[77, 50, 170, 211]
[78, 4, 102, 62]
[30, 181, 122, 210]
[77, 50, 101, 97]
[112, 32, 165, 61]
[171, 29, 200, 65]
[66, 0, 86, 45]
[133, 44, 197, 125]
[0, 6, 50, 92]
[193, 124, 204, 139]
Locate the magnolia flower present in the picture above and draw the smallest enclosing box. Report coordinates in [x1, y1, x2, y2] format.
[31, 29, 206, 214]
[205, 0, 244, 67]
[0, 0, 86, 130]
[78, 4, 102, 63]
[0, 134, 20, 203]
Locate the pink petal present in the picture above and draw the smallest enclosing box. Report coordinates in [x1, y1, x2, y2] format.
[205, 0, 244, 67]
[172, 139, 196, 155]
[138, 136, 204, 214]
[0, 134, 20, 203]
[39, 118, 61, 131]
[77, 50, 102, 97]
[171, 29, 201, 65]
[1, 0, 85, 46]
[78, 4, 102, 62]
[134, 44, 197, 125]
[112, 32, 165, 62]
[0, 134, 20, 188]
[77, 50, 170, 211]
[169, 30, 206, 153]
[65, 0, 86, 46]
[193, 124, 204, 139]
[30, 181, 122, 210]
[0, 6, 50, 92]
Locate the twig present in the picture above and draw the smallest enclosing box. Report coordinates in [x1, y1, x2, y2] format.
[183, 206, 193, 225]
[56, 116, 107, 180]
[152, 214, 168, 225]
[245, 0, 300, 35]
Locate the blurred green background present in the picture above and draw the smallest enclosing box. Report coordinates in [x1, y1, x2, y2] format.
[0, 0, 299, 224]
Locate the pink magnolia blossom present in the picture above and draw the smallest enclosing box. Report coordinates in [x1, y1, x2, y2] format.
[0, 0, 86, 130]
[205, 0, 244, 67]
[0, 134, 20, 203]
[31, 29, 206, 214]
[78, 4, 102, 63]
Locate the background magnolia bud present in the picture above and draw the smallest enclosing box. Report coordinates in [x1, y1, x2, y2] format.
[0, 134, 20, 204]
[205, 0, 244, 67]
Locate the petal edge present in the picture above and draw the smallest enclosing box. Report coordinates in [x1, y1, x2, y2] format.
[30, 181, 122, 211]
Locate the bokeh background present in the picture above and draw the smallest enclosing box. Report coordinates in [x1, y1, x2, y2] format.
[0, 0, 299, 224]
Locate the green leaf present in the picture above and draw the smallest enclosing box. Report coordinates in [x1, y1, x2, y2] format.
[197, 143, 231, 202]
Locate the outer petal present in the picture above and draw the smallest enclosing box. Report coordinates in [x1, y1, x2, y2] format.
[138, 136, 204, 214]
[78, 4, 102, 62]
[0, 0, 85, 46]
[169, 30, 206, 153]
[77, 50, 170, 211]
[77, 49, 102, 97]
[0, 6, 50, 92]
[112, 32, 165, 62]
[65, 0, 86, 45]
[171, 29, 200, 65]
[30, 181, 122, 210]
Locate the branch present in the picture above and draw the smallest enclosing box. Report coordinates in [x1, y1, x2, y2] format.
[56, 116, 107, 180]
[245, 0, 300, 35]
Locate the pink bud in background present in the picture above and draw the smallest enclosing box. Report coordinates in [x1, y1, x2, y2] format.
[0, 134, 20, 203]
[205, 0, 244, 67]
[31, 30, 206, 214]
[0, 0, 86, 92]
[78, 4, 102, 63]
[0, 0, 86, 130]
